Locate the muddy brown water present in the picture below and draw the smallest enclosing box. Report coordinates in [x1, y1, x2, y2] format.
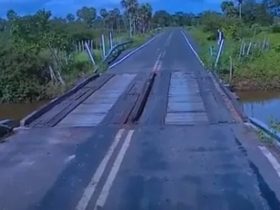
[0, 101, 47, 122]
[238, 91, 280, 124]
[1, 91, 279, 126]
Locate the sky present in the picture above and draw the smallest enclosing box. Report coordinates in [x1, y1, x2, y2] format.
[0, 0, 221, 17]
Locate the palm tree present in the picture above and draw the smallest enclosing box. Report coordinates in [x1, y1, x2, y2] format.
[107, 9, 121, 31]
[221, 1, 237, 17]
[121, 0, 139, 37]
[112, 8, 121, 31]
[237, 0, 243, 19]
[100, 8, 108, 19]
[137, 3, 152, 33]
[100, 8, 108, 28]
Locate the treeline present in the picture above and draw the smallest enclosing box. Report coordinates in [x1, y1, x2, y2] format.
[0, 8, 195, 36]
[197, 0, 280, 40]
[0, 0, 195, 103]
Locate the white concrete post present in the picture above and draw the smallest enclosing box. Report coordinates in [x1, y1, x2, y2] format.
[102, 34, 106, 58]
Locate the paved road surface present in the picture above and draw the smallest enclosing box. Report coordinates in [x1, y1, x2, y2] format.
[1, 28, 280, 210]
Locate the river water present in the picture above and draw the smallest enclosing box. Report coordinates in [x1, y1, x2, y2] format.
[0, 92, 279, 125]
[0, 101, 47, 121]
[238, 91, 280, 125]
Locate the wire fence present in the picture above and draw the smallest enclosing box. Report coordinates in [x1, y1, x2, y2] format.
[209, 30, 271, 83]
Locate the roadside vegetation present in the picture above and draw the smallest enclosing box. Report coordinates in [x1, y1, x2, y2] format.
[188, 0, 280, 91]
[257, 118, 280, 145]
[3, 0, 278, 102]
[0, 0, 193, 103]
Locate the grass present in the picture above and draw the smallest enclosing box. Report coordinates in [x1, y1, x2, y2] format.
[130, 28, 160, 48]
[257, 130, 275, 145]
[188, 26, 280, 90]
[257, 119, 280, 145]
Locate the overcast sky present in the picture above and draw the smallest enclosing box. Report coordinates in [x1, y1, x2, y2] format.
[0, 0, 221, 17]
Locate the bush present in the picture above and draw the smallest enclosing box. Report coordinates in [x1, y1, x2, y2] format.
[199, 11, 223, 33]
[272, 24, 280, 33]
[223, 19, 253, 40]
[71, 55, 92, 74]
[0, 46, 50, 102]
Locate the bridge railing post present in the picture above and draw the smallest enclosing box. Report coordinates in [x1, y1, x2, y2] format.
[102, 34, 106, 59]
[214, 38, 224, 68]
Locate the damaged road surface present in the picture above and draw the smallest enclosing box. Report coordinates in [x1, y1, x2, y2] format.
[1, 29, 280, 210]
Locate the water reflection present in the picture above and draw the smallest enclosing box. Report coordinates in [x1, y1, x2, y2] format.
[0, 101, 47, 121]
[238, 91, 280, 124]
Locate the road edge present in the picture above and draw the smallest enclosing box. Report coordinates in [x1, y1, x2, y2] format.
[109, 32, 161, 69]
[181, 29, 247, 122]
[182, 28, 280, 205]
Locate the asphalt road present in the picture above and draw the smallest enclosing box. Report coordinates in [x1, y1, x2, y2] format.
[1, 28, 280, 210]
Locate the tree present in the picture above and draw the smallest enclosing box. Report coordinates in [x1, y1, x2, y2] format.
[254, 3, 273, 24]
[6, 10, 18, 21]
[172, 13, 195, 26]
[121, 0, 139, 37]
[236, 0, 243, 19]
[11, 10, 52, 48]
[199, 11, 223, 32]
[173, 12, 184, 26]
[66, 13, 75, 22]
[107, 8, 121, 31]
[241, 0, 272, 25]
[263, 0, 280, 17]
[221, 1, 238, 17]
[100, 8, 109, 28]
[137, 3, 152, 33]
[100, 8, 109, 19]
[114, 8, 122, 31]
[76, 7, 96, 27]
[153, 10, 172, 27]
[0, 18, 7, 31]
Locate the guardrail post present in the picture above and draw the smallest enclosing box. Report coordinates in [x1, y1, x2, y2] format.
[110, 32, 113, 50]
[214, 39, 224, 68]
[242, 42, 246, 56]
[85, 42, 96, 67]
[239, 40, 244, 60]
[102, 34, 106, 58]
[246, 42, 252, 56]
[229, 56, 233, 83]
[209, 46, 213, 57]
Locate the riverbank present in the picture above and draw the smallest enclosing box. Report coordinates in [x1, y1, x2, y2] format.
[188, 27, 280, 91]
[0, 31, 156, 105]
[0, 31, 159, 124]
[0, 101, 47, 121]
[0, 7, 160, 104]
[238, 90, 280, 147]
[238, 90, 280, 123]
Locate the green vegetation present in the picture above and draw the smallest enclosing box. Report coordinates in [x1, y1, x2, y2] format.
[0, 8, 117, 103]
[188, 0, 280, 91]
[0, 0, 157, 102]
[257, 118, 280, 145]
[3, 0, 278, 102]
[0, 0, 196, 103]
[258, 130, 275, 144]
